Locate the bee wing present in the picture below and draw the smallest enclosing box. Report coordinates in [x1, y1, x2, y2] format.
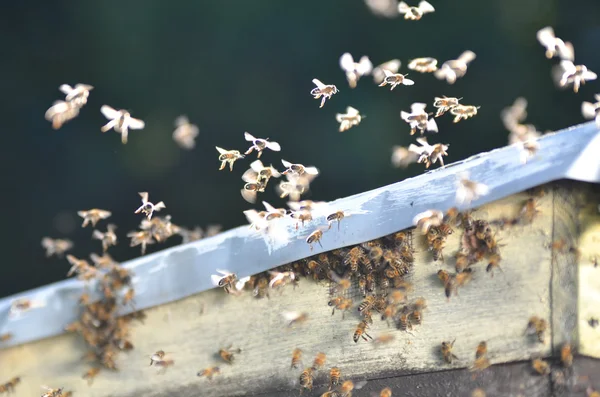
[241, 189, 257, 204]
[266, 141, 281, 151]
[475, 182, 491, 197]
[346, 106, 359, 116]
[558, 41, 575, 62]
[268, 272, 285, 288]
[128, 117, 145, 130]
[303, 166, 319, 175]
[241, 168, 258, 183]
[154, 201, 166, 210]
[138, 192, 149, 203]
[249, 159, 265, 173]
[59, 84, 74, 96]
[594, 94, 600, 102]
[398, 1, 409, 13]
[458, 50, 476, 64]
[536, 27, 555, 46]
[559, 60, 576, 74]
[244, 131, 256, 142]
[262, 201, 278, 213]
[174, 115, 189, 127]
[411, 102, 427, 113]
[100, 105, 119, 120]
[583, 70, 597, 81]
[426, 117, 439, 132]
[211, 274, 225, 286]
[281, 159, 293, 169]
[353, 380, 368, 390]
[282, 311, 302, 321]
[235, 276, 250, 291]
[402, 78, 415, 86]
[312, 78, 326, 89]
[400, 111, 411, 122]
[339, 53, 355, 73]
[336, 113, 345, 123]
[357, 56, 373, 75]
[415, 136, 430, 147]
[582, 102, 597, 119]
[419, 0, 435, 13]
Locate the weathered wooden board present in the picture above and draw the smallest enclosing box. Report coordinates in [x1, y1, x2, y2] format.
[0, 189, 560, 397]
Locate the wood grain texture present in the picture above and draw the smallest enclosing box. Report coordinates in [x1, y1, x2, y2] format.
[0, 190, 562, 397]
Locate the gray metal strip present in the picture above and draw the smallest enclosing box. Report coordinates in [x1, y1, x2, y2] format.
[1, 121, 599, 348]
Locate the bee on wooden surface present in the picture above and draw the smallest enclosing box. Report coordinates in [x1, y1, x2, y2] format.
[430, 237, 446, 262]
[413, 209, 444, 234]
[340, 53, 373, 88]
[78, 209, 112, 228]
[329, 367, 342, 390]
[306, 228, 326, 251]
[134, 192, 165, 220]
[172, 115, 199, 150]
[344, 246, 366, 272]
[219, 346, 242, 364]
[100, 105, 145, 144]
[268, 270, 296, 289]
[450, 105, 480, 123]
[441, 339, 458, 364]
[456, 172, 490, 206]
[329, 297, 353, 318]
[560, 343, 573, 367]
[290, 210, 312, 230]
[556, 60, 597, 93]
[536, 27, 574, 61]
[252, 275, 270, 299]
[82, 367, 101, 385]
[211, 270, 247, 295]
[358, 275, 367, 297]
[470, 342, 491, 372]
[299, 367, 315, 394]
[373, 333, 395, 345]
[434, 51, 477, 84]
[397, 312, 411, 331]
[365, 245, 383, 265]
[378, 70, 414, 91]
[45, 100, 80, 129]
[41, 237, 73, 257]
[291, 348, 303, 369]
[336, 106, 364, 132]
[353, 320, 372, 342]
[149, 350, 167, 366]
[532, 358, 550, 375]
[311, 78, 339, 108]
[408, 57, 438, 73]
[41, 386, 64, 397]
[408, 137, 449, 168]
[244, 132, 281, 158]
[329, 271, 352, 294]
[373, 59, 401, 84]
[433, 96, 461, 117]
[582, 94, 600, 127]
[216, 147, 245, 171]
[311, 352, 327, 370]
[398, 1, 435, 20]
[519, 198, 541, 224]
[475, 341, 487, 359]
[409, 310, 422, 325]
[327, 211, 346, 231]
[400, 103, 437, 135]
[92, 224, 118, 252]
[197, 366, 221, 380]
[283, 311, 309, 327]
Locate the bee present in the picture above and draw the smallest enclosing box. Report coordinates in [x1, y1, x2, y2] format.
[41, 386, 64, 397]
[327, 211, 346, 231]
[372, 59, 401, 84]
[66, 255, 95, 278]
[127, 229, 155, 255]
[100, 105, 145, 144]
[338, 379, 367, 396]
[519, 198, 541, 224]
[41, 237, 73, 257]
[344, 246, 365, 272]
[312, 352, 327, 370]
[172, 115, 199, 150]
[311, 78, 339, 108]
[430, 237, 446, 262]
[299, 367, 314, 394]
[197, 366, 221, 380]
[433, 96, 461, 117]
[398, 1, 435, 20]
[330, 297, 353, 318]
[582, 94, 600, 127]
[219, 346, 242, 364]
[329, 271, 352, 294]
[434, 51, 477, 84]
[82, 367, 101, 385]
[525, 316, 548, 343]
[45, 100, 80, 129]
[329, 367, 342, 390]
[471, 389, 486, 397]
[560, 343, 573, 367]
[366, 245, 383, 263]
[283, 311, 309, 327]
[0, 377, 20, 393]
[92, 224, 118, 252]
[532, 358, 550, 375]
[336, 106, 364, 132]
[211, 270, 248, 295]
[408, 57, 438, 73]
[486, 253, 503, 276]
[373, 333, 395, 345]
[244, 132, 281, 158]
[413, 210, 444, 235]
[358, 276, 367, 297]
[378, 70, 415, 90]
[379, 387, 393, 397]
[437, 269, 454, 298]
[397, 312, 411, 331]
[216, 146, 245, 171]
[59, 83, 93, 107]
[536, 27, 574, 61]
[150, 350, 167, 366]
[450, 105, 480, 123]
[77, 209, 112, 228]
[441, 339, 458, 364]
[391, 145, 420, 168]
[557, 60, 597, 93]
[353, 320, 372, 342]
[475, 341, 487, 359]
[455, 270, 472, 288]
[409, 310, 422, 325]
[306, 229, 325, 251]
[0, 333, 12, 342]
[252, 276, 270, 299]
[290, 210, 312, 230]
[358, 295, 376, 313]
[279, 160, 319, 178]
[134, 192, 166, 220]
[291, 348, 303, 369]
[400, 103, 437, 135]
[339, 53, 373, 88]
[409, 137, 449, 168]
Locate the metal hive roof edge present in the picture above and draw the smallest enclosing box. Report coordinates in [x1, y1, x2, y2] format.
[1, 121, 599, 348]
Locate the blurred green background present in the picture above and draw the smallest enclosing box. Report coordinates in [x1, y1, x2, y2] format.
[1, 0, 599, 298]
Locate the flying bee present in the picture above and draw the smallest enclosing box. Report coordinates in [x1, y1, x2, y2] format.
[100, 105, 145, 144]
[306, 228, 326, 251]
[92, 224, 118, 252]
[283, 311, 309, 327]
[441, 339, 458, 364]
[311, 352, 327, 370]
[211, 270, 248, 295]
[127, 229, 155, 255]
[532, 358, 550, 375]
[311, 78, 339, 108]
[268, 270, 296, 289]
[373, 333, 395, 345]
[413, 209, 444, 234]
[434, 51, 477, 84]
[581, 94, 600, 127]
[337, 380, 367, 396]
[326, 211, 346, 231]
[408, 137, 449, 168]
[519, 198, 541, 224]
[41, 386, 64, 397]
[290, 210, 312, 229]
[150, 350, 167, 366]
[134, 192, 166, 220]
[335, 106, 364, 132]
[172, 115, 199, 150]
[197, 366, 221, 380]
[41, 237, 73, 257]
[244, 132, 281, 158]
[339, 53, 373, 88]
[456, 172, 490, 206]
[353, 320, 372, 342]
[281, 159, 319, 177]
[329, 297, 353, 318]
[154, 359, 175, 372]
[408, 57, 438, 73]
[536, 27, 574, 61]
[329, 367, 342, 390]
[59, 83, 93, 107]
[45, 100, 80, 129]
[277, 178, 308, 201]
[373, 59, 401, 84]
[215, 146, 245, 171]
[433, 96, 461, 117]
[219, 346, 242, 364]
[556, 60, 597, 93]
[450, 104, 480, 123]
[291, 348, 303, 369]
[560, 343, 573, 367]
[379, 70, 415, 90]
[398, 1, 435, 20]
[299, 367, 314, 394]
[77, 209, 112, 228]
[82, 367, 101, 385]
[470, 342, 491, 372]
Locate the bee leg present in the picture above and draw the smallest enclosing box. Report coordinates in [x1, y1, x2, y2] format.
[318, 240, 323, 248]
